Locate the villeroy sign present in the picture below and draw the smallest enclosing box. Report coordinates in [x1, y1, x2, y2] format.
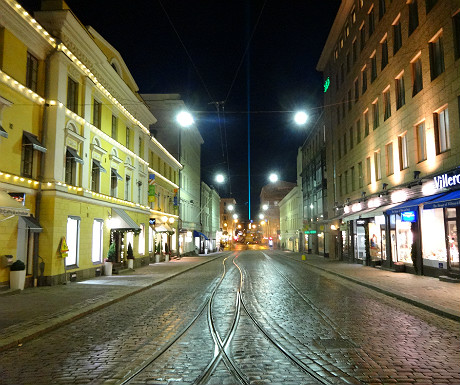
[433, 172, 460, 189]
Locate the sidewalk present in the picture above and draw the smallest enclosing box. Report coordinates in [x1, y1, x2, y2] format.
[0, 254, 222, 352]
[282, 251, 460, 322]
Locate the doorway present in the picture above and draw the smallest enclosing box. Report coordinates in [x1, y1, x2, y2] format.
[445, 208, 460, 272]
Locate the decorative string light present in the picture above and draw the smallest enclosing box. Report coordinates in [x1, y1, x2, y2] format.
[148, 167, 179, 189]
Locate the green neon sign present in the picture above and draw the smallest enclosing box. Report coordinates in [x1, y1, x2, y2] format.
[323, 77, 330, 93]
[305, 230, 317, 234]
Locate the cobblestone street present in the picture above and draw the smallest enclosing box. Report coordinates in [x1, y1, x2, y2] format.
[0, 251, 459, 385]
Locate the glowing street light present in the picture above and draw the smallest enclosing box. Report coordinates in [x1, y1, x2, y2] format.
[227, 204, 234, 211]
[215, 173, 225, 184]
[258, 213, 264, 219]
[262, 204, 268, 211]
[176, 110, 194, 127]
[269, 173, 278, 183]
[294, 110, 309, 125]
[232, 213, 238, 220]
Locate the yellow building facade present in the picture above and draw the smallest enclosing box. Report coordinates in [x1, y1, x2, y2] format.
[0, 0, 180, 287]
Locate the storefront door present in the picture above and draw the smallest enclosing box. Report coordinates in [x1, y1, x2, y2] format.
[445, 208, 460, 272]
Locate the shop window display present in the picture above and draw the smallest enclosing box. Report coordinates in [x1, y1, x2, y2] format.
[369, 222, 382, 261]
[355, 225, 366, 260]
[421, 208, 446, 267]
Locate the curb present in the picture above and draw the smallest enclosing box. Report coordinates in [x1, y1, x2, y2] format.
[0, 254, 224, 352]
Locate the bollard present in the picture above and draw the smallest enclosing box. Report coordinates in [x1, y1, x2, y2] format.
[301, 254, 306, 261]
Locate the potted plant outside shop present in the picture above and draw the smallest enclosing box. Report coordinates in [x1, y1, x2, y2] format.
[10, 259, 26, 290]
[126, 242, 134, 269]
[105, 243, 116, 276]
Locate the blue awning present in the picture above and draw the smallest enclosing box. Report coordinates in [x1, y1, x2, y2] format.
[424, 190, 460, 210]
[386, 194, 444, 215]
[193, 230, 209, 240]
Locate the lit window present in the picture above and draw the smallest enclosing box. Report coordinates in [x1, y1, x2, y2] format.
[434, 107, 450, 154]
[91, 219, 103, 263]
[66, 216, 80, 267]
[399, 133, 409, 170]
[429, 32, 445, 80]
[416, 122, 427, 162]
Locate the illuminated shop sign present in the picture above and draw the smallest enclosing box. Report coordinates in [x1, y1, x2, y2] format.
[304, 230, 317, 234]
[323, 77, 330, 93]
[401, 211, 417, 222]
[433, 173, 460, 189]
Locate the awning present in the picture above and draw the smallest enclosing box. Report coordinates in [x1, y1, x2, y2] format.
[0, 125, 7, 138]
[66, 147, 84, 164]
[193, 230, 209, 240]
[19, 215, 42, 232]
[424, 190, 460, 210]
[155, 223, 173, 233]
[23, 131, 46, 153]
[111, 168, 123, 181]
[111, 208, 140, 232]
[0, 190, 30, 216]
[386, 194, 444, 215]
[92, 159, 106, 173]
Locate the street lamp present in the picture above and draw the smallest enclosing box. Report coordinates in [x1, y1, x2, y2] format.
[294, 110, 309, 125]
[262, 204, 268, 211]
[269, 173, 278, 183]
[227, 204, 234, 211]
[176, 110, 194, 127]
[233, 213, 238, 220]
[258, 213, 264, 220]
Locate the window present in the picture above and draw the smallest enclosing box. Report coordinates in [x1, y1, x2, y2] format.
[351, 8, 356, 24]
[360, 24, 366, 51]
[346, 52, 350, 73]
[91, 219, 103, 263]
[373, 99, 380, 129]
[22, 139, 34, 178]
[111, 168, 121, 197]
[354, 78, 359, 103]
[395, 73, 406, 110]
[342, 98, 346, 118]
[381, 37, 388, 70]
[425, 0, 437, 14]
[125, 174, 131, 201]
[350, 126, 354, 149]
[369, 8, 375, 37]
[67, 77, 78, 113]
[393, 17, 402, 54]
[345, 23, 350, 38]
[366, 156, 372, 184]
[339, 174, 343, 197]
[91, 160, 101, 192]
[399, 133, 409, 170]
[66, 216, 80, 267]
[356, 119, 362, 143]
[139, 224, 145, 255]
[353, 39, 358, 63]
[371, 53, 377, 82]
[454, 12, 460, 59]
[139, 137, 144, 158]
[126, 127, 130, 149]
[408, 0, 419, 36]
[386, 142, 394, 175]
[434, 107, 450, 153]
[341, 63, 345, 84]
[26, 52, 38, 92]
[364, 110, 370, 137]
[379, 0, 386, 20]
[137, 181, 142, 204]
[429, 32, 445, 80]
[345, 170, 349, 194]
[383, 88, 391, 121]
[412, 55, 423, 96]
[416, 122, 427, 162]
[351, 166, 356, 191]
[348, 90, 352, 111]
[358, 162, 363, 188]
[344, 132, 348, 155]
[374, 151, 382, 181]
[66, 147, 83, 186]
[111, 115, 118, 140]
[93, 99, 101, 128]
[362, 66, 368, 93]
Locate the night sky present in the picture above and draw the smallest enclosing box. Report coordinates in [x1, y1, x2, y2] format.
[20, 0, 341, 220]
